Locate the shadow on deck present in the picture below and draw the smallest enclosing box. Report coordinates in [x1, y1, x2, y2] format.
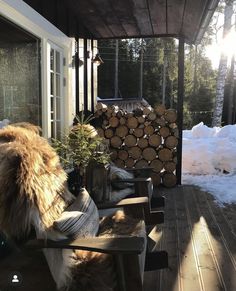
[144, 185, 236, 291]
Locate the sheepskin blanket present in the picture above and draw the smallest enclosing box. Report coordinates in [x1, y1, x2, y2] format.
[0, 124, 146, 291]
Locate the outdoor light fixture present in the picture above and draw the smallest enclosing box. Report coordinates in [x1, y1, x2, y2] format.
[92, 53, 104, 66]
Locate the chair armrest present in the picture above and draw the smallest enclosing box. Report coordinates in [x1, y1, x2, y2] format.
[112, 177, 151, 183]
[97, 197, 148, 210]
[25, 236, 145, 255]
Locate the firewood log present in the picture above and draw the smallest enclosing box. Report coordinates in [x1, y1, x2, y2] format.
[137, 116, 145, 124]
[110, 136, 122, 148]
[135, 159, 149, 168]
[133, 107, 143, 117]
[150, 172, 161, 186]
[115, 125, 129, 138]
[118, 150, 129, 161]
[150, 159, 163, 173]
[162, 172, 177, 187]
[119, 116, 126, 125]
[133, 127, 144, 138]
[159, 126, 170, 138]
[127, 116, 138, 129]
[144, 125, 155, 136]
[104, 128, 114, 139]
[142, 147, 157, 161]
[109, 116, 119, 128]
[137, 137, 148, 149]
[164, 135, 178, 149]
[158, 148, 173, 162]
[128, 146, 142, 160]
[154, 104, 166, 116]
[125, 158, 135, 168]
[163, 161, 176, 172]
[148, 134, 161, 147]
[164, 109, 177, 123]
[124, 134, 137, 147]
[147, 112, 157, 121]
[154, 117, 166, 127]
[96, 102, 107, 111]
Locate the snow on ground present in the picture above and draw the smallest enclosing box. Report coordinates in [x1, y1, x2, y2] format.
[182, 122, 236, 205]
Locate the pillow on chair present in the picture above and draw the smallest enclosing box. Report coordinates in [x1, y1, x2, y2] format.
[53, 188, 99, 239]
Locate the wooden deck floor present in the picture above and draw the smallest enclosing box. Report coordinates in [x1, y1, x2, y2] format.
[144, 185, 236, 291]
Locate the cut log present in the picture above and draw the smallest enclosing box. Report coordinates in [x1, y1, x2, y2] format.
[158, 148, 172, 162]
[125, 158, 135, 168]
[128, 146, 142, 160]
[110, 149, 118, 161]
[124, 135, 137, 147]
[110, 136, 122, 148]
[147, 112, 157, 121]
[126, 112, 134, 118]
[115, 125, 129, 138]
[148, 134, 161, 147]
[144, 125, 155, 136]
[109, 116, 119, 128]
[114, 159, 125, 168]
[104, 128, 114, 139]
[162, 172, 177, 187]
[137, 137, 148, 149]
[119, 117, 126, 125]
[154, 104, 166, 116]
[169, 122, 177, 129]
[155, 118, 166, 127]
[135, 159, 149, 168]
[143, 106, 152, 115]
[102, 119, 109, 126]
[133, 127, 144, 138]
[164, 109, 177, 123]
[163, 161, 176, 173]
[164, 135, 178, 149]
[142, 147, 157, 161]
[137, 116, 145, 124]
[97, 127, 104, 138]
[150, 159, 163, 173]
[127, 116, 139, 129]
[159, 126, 170, 138]
[116, 110, 124, 119]
[118, 150, 129, 161]
[150, 172, 161, 186]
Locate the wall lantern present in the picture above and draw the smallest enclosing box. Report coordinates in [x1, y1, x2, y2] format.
[92, 53, 104, 66]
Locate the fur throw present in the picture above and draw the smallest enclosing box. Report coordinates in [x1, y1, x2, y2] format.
[0, 124, 145, 291]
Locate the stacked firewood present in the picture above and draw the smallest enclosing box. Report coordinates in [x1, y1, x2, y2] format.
[94, 102, 179, 187]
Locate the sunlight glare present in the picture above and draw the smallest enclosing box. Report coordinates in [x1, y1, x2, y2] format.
[205, 30, 236, 69]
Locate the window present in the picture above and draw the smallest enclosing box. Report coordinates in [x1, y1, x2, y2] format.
[0, 16, 41, 126]
[49, 45, 63, 139]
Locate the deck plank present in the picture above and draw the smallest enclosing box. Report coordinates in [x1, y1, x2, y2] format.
[144, 185, 236, 291]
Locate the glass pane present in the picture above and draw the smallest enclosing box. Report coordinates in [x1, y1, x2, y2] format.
[0, 18, 41, 126]
[56, 98, 60, 120]
[56, 121, 61, 138]
[50, 72, 54, 95]
[56, 74, 60, 97]
[50, 49, 54, 71]
[56, 51, 60, 73]
[51, 121, 54, 138]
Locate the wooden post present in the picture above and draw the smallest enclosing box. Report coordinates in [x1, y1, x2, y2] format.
[84, 38, 88, 112]
[139, 39, 143, 99]
[114, 40, 119, 98]
[176, 37, 185, 185]
[75, 39, 80, 115]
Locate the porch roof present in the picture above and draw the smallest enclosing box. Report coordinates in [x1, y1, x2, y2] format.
[23, 0, 219, 43]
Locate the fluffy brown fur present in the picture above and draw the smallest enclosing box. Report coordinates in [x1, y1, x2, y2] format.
[0, 124, 145, 291]
[0, 125, 74, 238]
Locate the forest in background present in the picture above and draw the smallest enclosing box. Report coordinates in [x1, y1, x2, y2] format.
[97, 1, 236, 129]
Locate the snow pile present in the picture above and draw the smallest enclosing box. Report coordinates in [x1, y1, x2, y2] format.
[182, 122, 236, 205]
[183, 122, 236, 175]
